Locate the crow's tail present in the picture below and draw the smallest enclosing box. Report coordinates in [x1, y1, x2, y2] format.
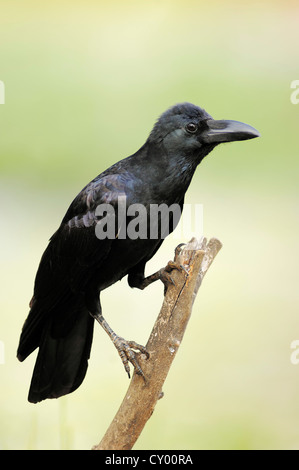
[17, 301, 94, 403]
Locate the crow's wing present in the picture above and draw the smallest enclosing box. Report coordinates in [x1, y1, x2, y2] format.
[17, 172, 133, 361]
[34, 172, 134, 298]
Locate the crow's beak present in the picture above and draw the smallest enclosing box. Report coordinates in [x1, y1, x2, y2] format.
[202, 119, 260, 144]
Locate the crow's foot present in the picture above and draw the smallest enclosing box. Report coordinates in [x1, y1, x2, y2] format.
[157, 260, 188, 295]
[93, 313, 149, 380]
[113, 336, 149, 379]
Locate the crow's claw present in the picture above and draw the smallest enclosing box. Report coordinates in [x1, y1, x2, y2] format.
[159, 260, 188, 292]
[113, 336, 149, 380]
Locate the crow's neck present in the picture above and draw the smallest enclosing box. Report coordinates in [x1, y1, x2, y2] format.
[133, 142, 202, 204]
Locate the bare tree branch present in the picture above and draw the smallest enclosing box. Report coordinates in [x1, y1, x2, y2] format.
[92, 237, 222, 450]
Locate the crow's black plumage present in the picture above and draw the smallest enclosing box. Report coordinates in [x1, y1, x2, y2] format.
[17, 102, 260, 403]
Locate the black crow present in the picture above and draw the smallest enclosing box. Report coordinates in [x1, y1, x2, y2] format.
[17, 102, 260, 403]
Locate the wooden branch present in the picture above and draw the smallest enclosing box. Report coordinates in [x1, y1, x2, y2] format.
[92, 237, 222, 450]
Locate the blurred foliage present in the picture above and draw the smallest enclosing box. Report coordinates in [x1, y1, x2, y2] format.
[0, 0, 299, 450]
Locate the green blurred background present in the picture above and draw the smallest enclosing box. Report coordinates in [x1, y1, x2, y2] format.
[0, 0, 299, 450]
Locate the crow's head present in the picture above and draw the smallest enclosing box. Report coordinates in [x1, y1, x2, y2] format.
[148, 102, 260, 161]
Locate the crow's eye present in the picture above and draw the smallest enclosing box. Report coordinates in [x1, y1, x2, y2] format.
[186, 122, 198, 133]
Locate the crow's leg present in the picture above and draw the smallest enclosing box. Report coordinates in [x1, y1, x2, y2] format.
[94, 313, 149, 379]
[87, 290, 149, 380]
[129, 260, 188, 292]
